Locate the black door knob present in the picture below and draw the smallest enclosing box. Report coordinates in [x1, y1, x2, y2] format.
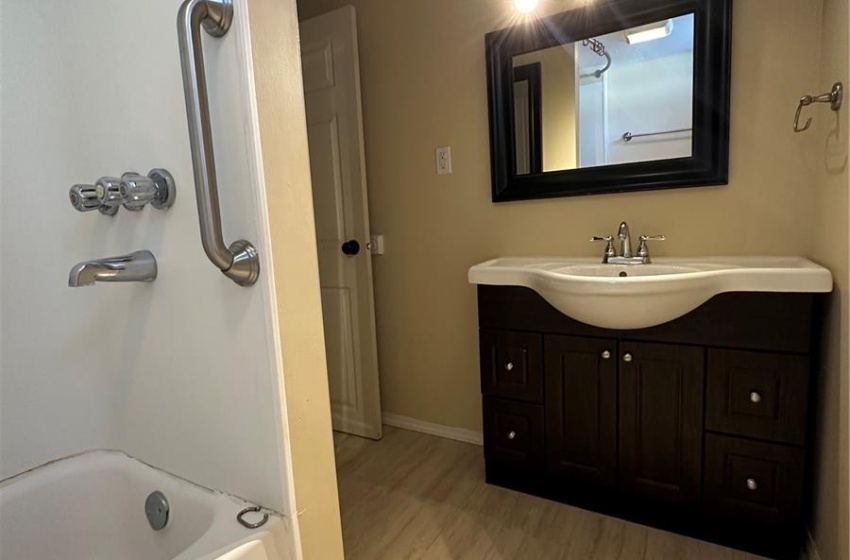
[341, 239, 360, 256]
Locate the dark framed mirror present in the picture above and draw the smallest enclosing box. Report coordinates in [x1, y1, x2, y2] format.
[486, 0, 732, 202]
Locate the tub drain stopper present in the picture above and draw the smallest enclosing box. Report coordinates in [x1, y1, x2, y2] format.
[145, 491, 170, 531]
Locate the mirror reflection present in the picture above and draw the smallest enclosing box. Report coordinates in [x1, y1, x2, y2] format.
[512, 14, 695, 175]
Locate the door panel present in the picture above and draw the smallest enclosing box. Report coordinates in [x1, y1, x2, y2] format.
[302, 7, 382, 439]
[545, 335, 617, 488]
[619, 342, 704, 506]
[321, 288, 358, 411]
[308, 116, 346, 285]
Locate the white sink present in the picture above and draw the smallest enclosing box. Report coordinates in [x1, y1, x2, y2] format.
[468, 257, 833, 329]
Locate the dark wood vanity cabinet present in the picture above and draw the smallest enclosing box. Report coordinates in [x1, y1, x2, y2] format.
[477, 286, 819, 559]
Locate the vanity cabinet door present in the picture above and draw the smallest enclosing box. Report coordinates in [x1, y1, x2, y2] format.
[703, 433, 805, 524]
[544, 335, 618, 488]
[483, 397, 545, 472]
[706, 349, 809, 445]
[619, 342, 705, 506]
[479, 330, 543, 403]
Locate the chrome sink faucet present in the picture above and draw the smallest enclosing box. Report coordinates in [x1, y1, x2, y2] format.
[69, 250, 157, 287]
[591, 222, 665, 264]
[617, 221, 633, 258]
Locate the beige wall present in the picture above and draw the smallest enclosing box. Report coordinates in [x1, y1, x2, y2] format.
[808, 0, 850, 558]
[250, 0, 344, 557]
[298, 0, 824, 432]
[514, 45, 578, 171]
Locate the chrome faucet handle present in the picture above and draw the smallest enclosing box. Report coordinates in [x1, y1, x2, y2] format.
[70, 183, 119, 216]
[69, 184, 101, 211]
[637, 235, 666, 259]
[119, 169, 177, 211]
[590, 236, 616, 261]
[95, 176, 125, 210]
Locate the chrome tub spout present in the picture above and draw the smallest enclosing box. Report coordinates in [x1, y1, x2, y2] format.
[69, 250, 157, 287]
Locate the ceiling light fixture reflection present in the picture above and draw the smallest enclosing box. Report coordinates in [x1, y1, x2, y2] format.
[515, 0, 539, 14]
[625, 19, 674, 44]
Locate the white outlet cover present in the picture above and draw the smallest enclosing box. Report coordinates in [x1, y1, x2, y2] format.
[435, 146, 452, 175]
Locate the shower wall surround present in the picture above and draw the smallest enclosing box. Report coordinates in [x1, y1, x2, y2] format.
[0, 0, 290, 513]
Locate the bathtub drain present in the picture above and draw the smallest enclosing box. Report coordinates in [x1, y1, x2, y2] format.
[145, 491, 170, 531]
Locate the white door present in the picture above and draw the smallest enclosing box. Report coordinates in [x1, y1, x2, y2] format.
[301, 7, 382, 439]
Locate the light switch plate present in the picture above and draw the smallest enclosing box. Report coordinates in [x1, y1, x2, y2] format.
[435, 146, 452, 175]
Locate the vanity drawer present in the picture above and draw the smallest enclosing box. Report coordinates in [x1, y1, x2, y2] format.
[479, 330, 543, 403]
[703, 434, 804, 525]
[706, 349, 809, 445]
[483, 397, 544, 472]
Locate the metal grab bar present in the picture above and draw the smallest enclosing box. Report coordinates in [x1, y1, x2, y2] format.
[177, 0, 259, 286]
[622, 128, 692, 143]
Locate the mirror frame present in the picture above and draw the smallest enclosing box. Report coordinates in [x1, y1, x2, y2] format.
[486, 0, 733, 202]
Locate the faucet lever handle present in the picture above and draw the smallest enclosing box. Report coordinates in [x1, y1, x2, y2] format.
[637, 235, 666, 258]
[590, 236, 616, 260]
[120, 169, 177, 211]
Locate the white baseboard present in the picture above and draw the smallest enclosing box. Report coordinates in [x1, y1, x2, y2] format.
[382, 413, 483, 446]
[804, 530, 821, 560]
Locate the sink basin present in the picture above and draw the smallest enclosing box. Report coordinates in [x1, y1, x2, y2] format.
[468, 257, 833, 329]
[554, 263, 704, 278]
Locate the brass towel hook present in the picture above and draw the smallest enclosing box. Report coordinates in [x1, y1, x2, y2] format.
[794, 82, 843, 133]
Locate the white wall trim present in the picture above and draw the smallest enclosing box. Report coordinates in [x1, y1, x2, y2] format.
[804, 530, 821, 560]
[383, 413, 483, 446]
[232, 0, 297, 527]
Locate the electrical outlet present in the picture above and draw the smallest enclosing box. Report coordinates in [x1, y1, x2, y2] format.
[435, 146, 452, 175]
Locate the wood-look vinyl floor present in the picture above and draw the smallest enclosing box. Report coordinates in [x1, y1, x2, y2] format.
[333, 426, 768, 560]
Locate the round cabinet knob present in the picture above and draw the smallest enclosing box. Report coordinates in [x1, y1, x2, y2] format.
[746, 478, 758, 491]
[505, 362, 514, 371]
[341, 239, 361, 256]
[507, 431, 516, 440]
[750, 391, 762, 404]
[601, 350, 611, 360]
[623, 353, 633, 363]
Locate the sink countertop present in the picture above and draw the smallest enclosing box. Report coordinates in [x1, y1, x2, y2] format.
[468, 256, 832, 329]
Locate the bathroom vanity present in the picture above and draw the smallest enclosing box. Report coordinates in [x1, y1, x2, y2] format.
[470, 258, 832, 559]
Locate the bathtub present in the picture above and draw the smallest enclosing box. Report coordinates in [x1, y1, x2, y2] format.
[0, 451, 291, 560]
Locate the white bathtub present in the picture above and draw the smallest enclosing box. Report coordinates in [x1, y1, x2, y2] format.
[0, 451, 291, 560]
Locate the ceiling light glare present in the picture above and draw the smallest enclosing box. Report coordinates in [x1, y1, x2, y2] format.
[515, 0, 539, 14]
